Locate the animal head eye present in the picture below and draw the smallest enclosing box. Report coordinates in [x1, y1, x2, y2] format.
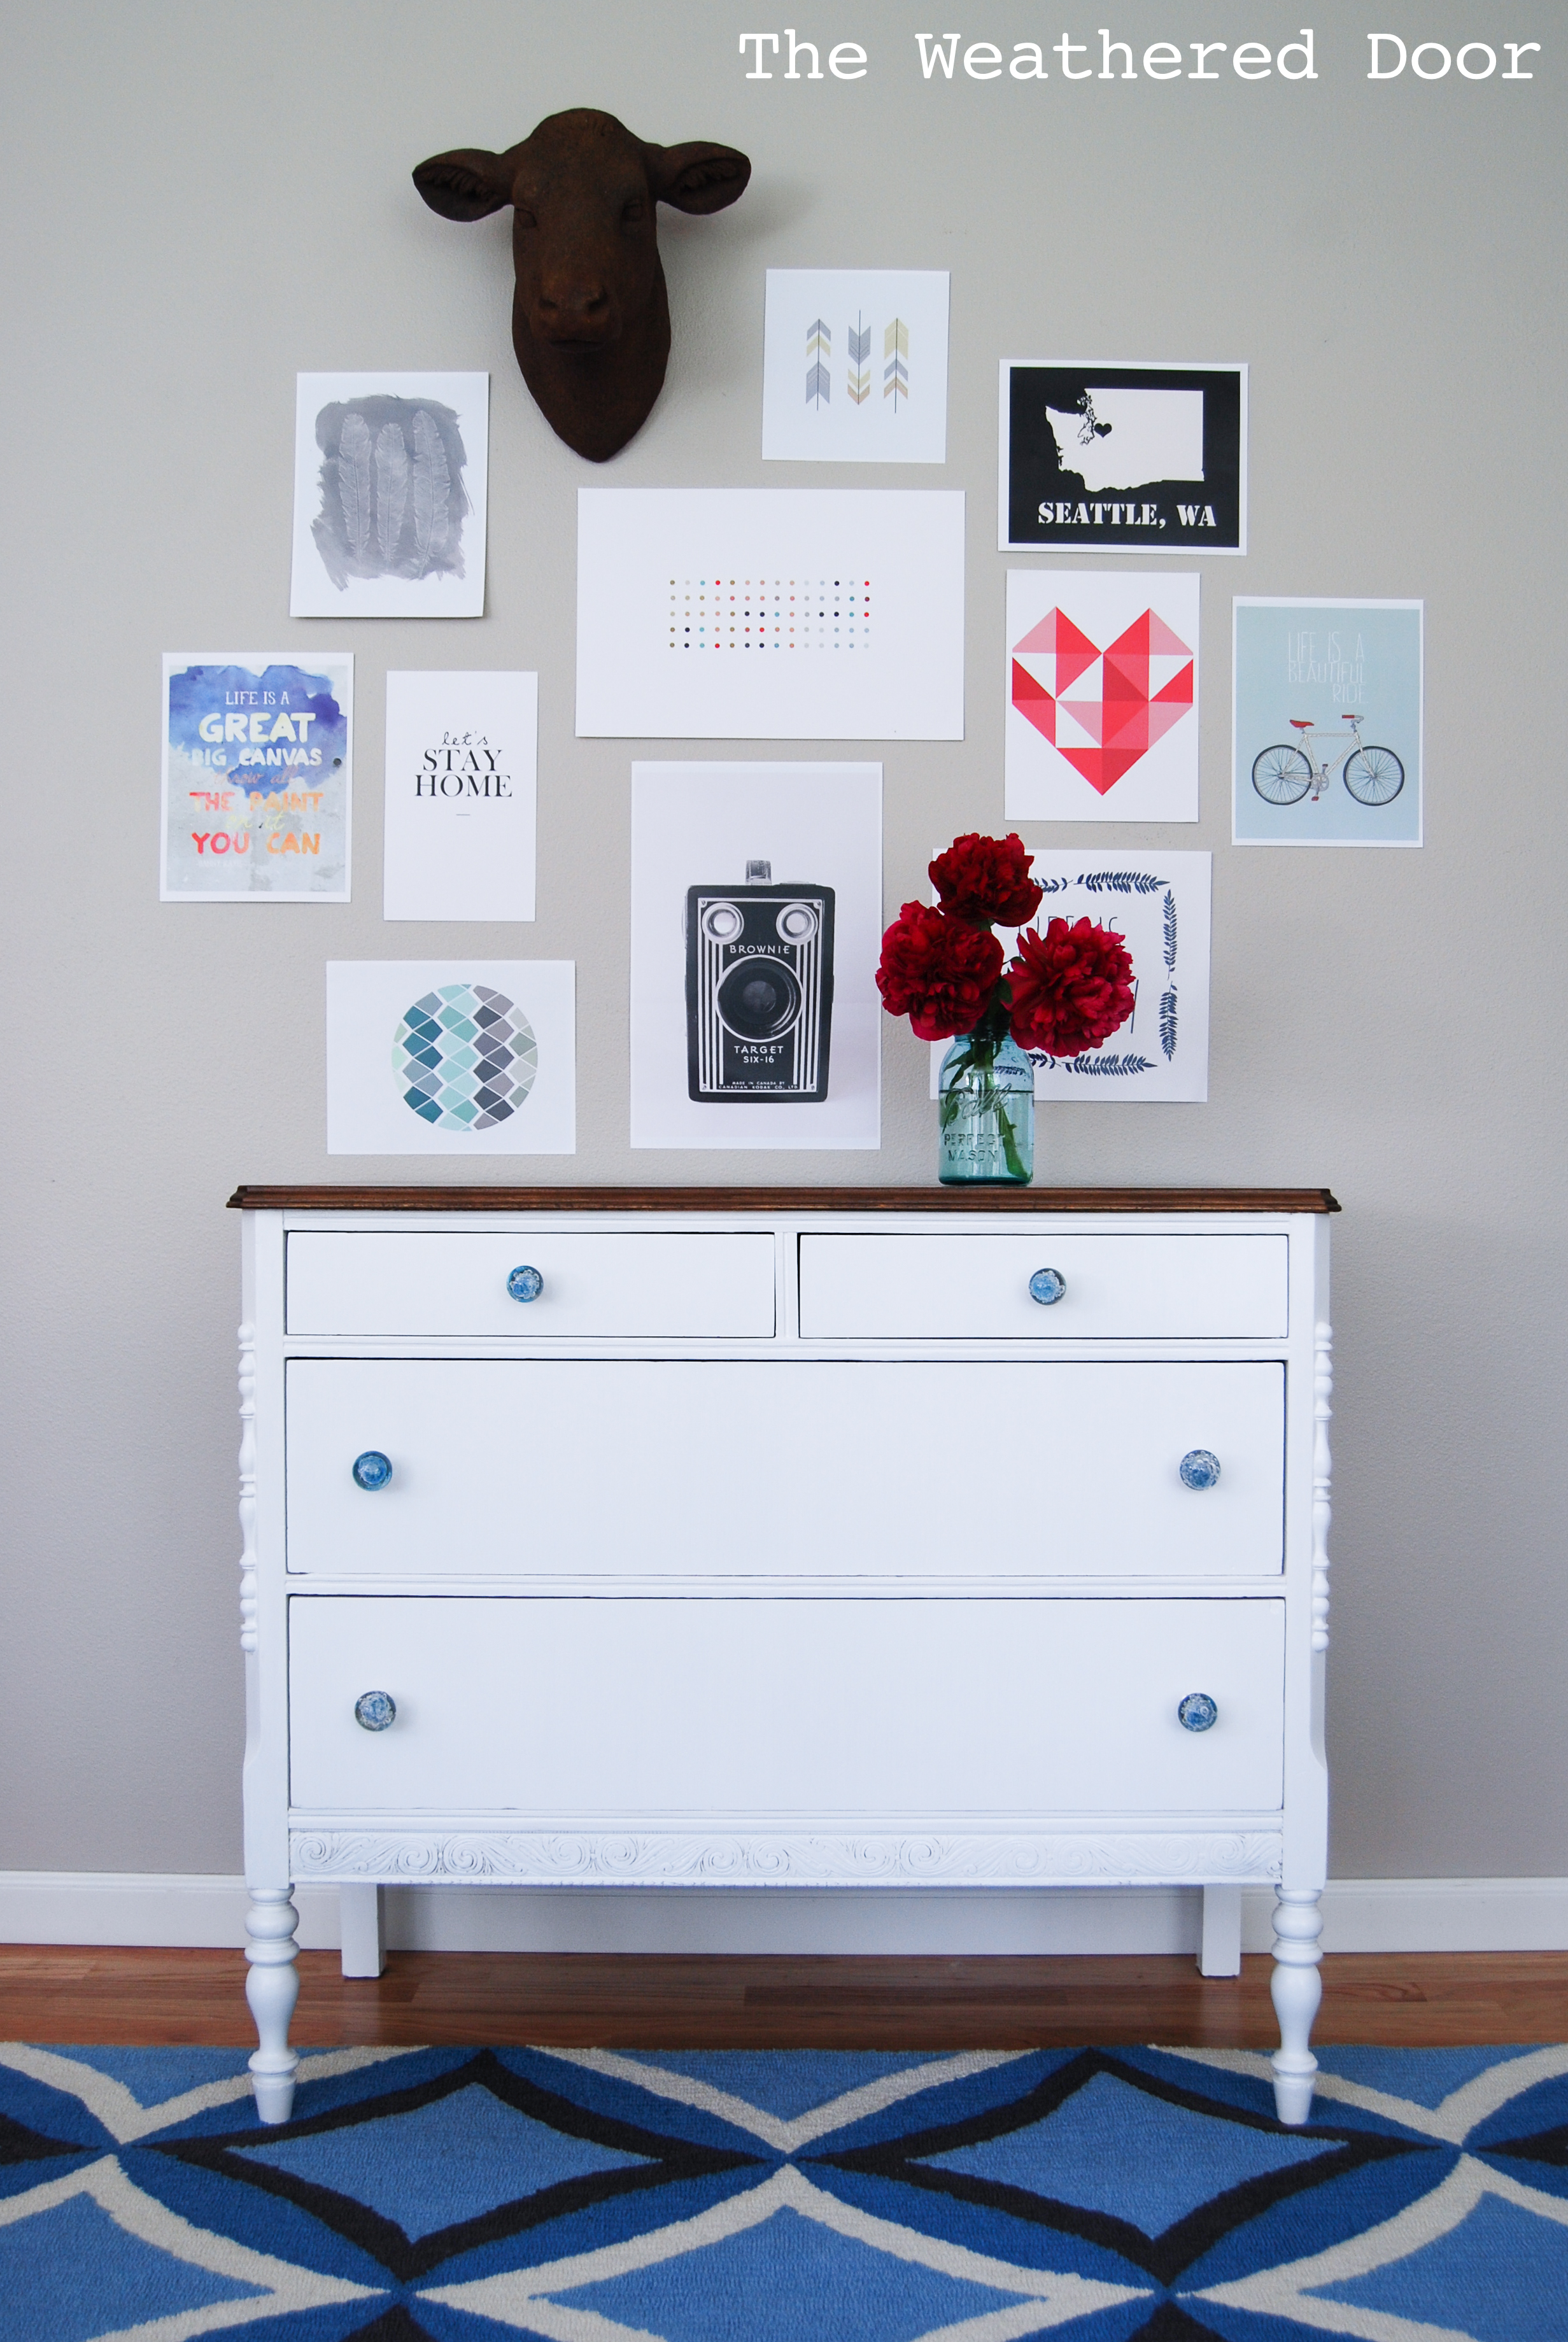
[621, 197, 647, 225]
[514, 207, 538, 230]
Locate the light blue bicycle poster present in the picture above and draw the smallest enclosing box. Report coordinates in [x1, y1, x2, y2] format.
[1233, 598, 1423, 847]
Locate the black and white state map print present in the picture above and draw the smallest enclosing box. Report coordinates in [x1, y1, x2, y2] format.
[1000, 363, 1246, 554]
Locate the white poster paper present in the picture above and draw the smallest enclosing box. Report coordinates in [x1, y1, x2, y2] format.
[929, 853, 1211, 1102]
[1005, 569, 1200, 821]
[763, 271, 950, 464]
[327, 961, 574, 1153]
[383, 672, 537, 921]
[161, 653, 352, 901]
[631, 763, 882, 1150]
[577, 490, 964, 740]
[290, 372, 489, 618]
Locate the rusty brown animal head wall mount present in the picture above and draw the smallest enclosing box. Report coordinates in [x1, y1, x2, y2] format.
[414, 110, 750, 463]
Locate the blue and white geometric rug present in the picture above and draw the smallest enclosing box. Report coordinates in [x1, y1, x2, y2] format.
[3, 2042, 1567, 2339]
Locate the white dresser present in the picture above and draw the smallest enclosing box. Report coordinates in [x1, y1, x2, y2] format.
[232, 1185, 1336, 2126]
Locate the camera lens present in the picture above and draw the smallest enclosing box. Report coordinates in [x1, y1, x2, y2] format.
[776, 901, 818, 943]
[716, 955, 803, 1040]
[700, 901, 744, 943]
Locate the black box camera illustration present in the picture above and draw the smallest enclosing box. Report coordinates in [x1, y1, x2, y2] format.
[685, 861, 835, 1101]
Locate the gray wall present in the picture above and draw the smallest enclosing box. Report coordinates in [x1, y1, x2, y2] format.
[3, 0, 1562, 1885]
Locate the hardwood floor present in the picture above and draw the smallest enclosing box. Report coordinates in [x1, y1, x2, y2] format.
[1, 1947, 1564, 2049]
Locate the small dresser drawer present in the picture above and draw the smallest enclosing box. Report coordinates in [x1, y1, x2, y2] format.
[285, 1357, 1283, 1579]
[798, 1232, 1289, 1340]
[285, 1231, 776, 1339]
[288, 1595, 1285, 1816]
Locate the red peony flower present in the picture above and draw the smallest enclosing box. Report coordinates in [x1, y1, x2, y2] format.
[928, 831, 1043, 928]
[1006, 917, 1136, 1057]
[877, 901, 1005, 1041]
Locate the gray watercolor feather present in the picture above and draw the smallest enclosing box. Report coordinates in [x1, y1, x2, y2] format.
[375, 422, 409, 564]
[411, 409, 449, 572]
[337, 413, 372, 558]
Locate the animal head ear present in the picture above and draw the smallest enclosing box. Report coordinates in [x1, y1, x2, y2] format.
[412, 150, 514, 221]
[649, 143, 751, 215]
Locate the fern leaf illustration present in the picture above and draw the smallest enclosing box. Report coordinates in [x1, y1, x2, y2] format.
[1075, 870, 1168, 896]
[1159, 989, 1178, 1060]
[337, 411, 371, 557]
[1162, 889, 1178, 970]
[806, 319, 831, 406]
[1061, 1053, 1156, 1076]
[1036, 875, 1071, 894]
[411, 409, 450, 571]
[882, 318, 910, 407]
[374, 421, 409, 564]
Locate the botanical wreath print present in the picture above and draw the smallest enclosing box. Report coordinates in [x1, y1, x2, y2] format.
[311, 396, 469, 589]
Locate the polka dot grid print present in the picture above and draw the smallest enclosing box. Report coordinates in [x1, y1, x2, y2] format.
[669, 578, 872, 650]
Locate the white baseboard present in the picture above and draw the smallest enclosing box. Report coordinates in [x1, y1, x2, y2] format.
[1, 1872, 1565, 1956]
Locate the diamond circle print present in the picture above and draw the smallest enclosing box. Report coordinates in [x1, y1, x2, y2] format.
[1011, 606, 1194, 795]
[393, 982, 537, 1130]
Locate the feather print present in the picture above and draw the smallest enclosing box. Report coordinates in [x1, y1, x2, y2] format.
[374, 421, 409, 564]
[411, 409, 449, 572]
[337, 412, 371, 557]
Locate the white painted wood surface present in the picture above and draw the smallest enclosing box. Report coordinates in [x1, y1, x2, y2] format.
[240, 1199, 1331, 2126]
[798, 1232, 1289, 1339]
[288, 1595, 1286, 1815]
[286, 1230, 777, 1339]
[284, 1357, 1285, 1581]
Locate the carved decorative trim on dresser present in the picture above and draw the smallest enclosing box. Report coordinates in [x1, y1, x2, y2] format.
[231, 1185, 1336, 2124]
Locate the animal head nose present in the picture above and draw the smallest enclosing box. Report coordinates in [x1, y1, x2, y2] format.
[536, 280, 616, 343]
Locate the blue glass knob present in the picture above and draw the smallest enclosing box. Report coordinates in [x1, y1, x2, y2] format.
[354, 1691, 396, 1732]
[507, 1264, 544, 1303]
[1179, 1449, 1221, 1490]
[1028, 1267, 1066, 1306]
[1178, 1693, 1218, 1733]
[351, 1450, 392, 1492]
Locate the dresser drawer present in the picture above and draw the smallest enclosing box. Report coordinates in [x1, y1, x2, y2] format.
[798, 1232, 1288, 1339]
[285, 1231, 776, 1338]
[286, 1357, 1283, 1579]
[288, 1595, 1284, 1815]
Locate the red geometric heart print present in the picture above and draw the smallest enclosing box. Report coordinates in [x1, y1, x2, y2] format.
[1012, 607, 1195, 795]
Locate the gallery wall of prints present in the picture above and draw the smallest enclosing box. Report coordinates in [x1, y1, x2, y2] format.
[157, 173, 1423, 1157]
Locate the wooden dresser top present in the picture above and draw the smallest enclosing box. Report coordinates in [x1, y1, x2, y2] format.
[230, 1185, 1339, 1214]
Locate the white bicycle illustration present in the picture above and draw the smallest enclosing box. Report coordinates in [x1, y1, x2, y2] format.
[1252, 714, 1405, 807]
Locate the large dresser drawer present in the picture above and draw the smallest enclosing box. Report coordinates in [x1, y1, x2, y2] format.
[798, 1232, 1289, 1339]
[285, 1357, 1283, 1579]
[288, 1595, 1285, 1815]
[285, 1231, 776, 1339]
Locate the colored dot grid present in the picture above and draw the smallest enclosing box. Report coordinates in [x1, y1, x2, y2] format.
[668, 579, 872, 649]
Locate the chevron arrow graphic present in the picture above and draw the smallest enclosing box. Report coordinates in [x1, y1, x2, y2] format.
[847, 314, 872, 405]
[883, 318, 909, 407]
[805, 319, 831, 406]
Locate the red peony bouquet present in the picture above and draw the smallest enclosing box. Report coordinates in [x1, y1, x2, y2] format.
[877, 831, 1135, 1059]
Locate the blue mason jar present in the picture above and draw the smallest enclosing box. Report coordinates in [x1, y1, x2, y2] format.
[936, 1010, 1035, 1185]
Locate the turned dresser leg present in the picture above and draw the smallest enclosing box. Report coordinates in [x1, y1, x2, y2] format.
[246, 1887, 300, 2123]
[1269, 1886, 1324, 2125]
